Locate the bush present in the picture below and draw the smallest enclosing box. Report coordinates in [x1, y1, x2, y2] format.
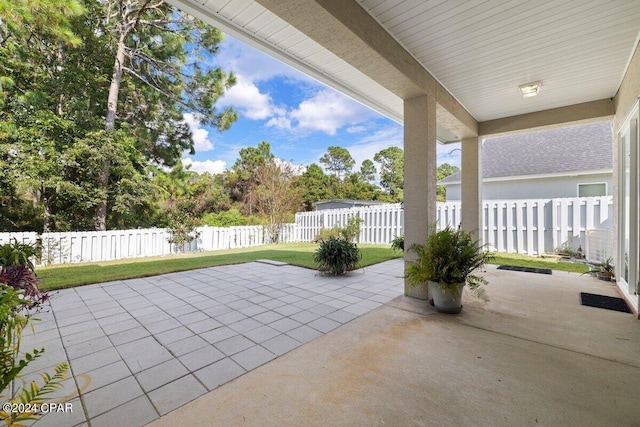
[314, 236, 361, 275]
[0, 241, 49, 311]
[0, 285, 69, 425]
[391, 235, 404, 252]
[314, 216, 363, 243]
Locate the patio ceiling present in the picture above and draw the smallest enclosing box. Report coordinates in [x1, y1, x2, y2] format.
[167, 0, 640, 141]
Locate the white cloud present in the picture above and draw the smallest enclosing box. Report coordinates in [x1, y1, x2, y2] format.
[267, 90, 376, 135]
[182, 158, 227, 175]
[347, 125, 367, 134]
[183, 113, 213, 152]
[218, 76, 280, 120]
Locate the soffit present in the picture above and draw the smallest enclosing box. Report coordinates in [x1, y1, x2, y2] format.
[359, 0, 640, 122]
[167, 0, 640, 136]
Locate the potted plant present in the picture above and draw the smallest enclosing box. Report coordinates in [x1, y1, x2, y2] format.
[584, 257, 615, 281]
[405, 226, 492, 313]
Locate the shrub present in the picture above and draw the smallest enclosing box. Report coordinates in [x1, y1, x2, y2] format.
[0, 285, 69, 426]
[314, 227, 343, 243]
[314, 216, 363, 243]
[0, 241, 49, 311]
[391, 235, 404, 252]
[314, 236, 361, 275]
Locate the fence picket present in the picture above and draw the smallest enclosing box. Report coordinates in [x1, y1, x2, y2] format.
[0, 196, 614, 266]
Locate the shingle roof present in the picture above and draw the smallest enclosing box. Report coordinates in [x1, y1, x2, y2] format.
[439, 121, 613, 185]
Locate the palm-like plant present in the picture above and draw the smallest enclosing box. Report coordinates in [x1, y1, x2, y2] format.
[405, 226, 492, 302]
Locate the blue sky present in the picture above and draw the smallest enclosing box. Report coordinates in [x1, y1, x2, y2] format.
[182, 34, 461, 175]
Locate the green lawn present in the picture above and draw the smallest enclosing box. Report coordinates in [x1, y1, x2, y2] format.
[37, 243, 402, 291]
[487, 252, 590, 274]
[36, 243, 589, 292]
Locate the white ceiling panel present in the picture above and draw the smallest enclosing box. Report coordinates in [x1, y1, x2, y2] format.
[173, 0, 640, 132]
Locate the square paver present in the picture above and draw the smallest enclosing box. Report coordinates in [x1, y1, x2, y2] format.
[154, 327, 194, 345]
[194, 358, 246, 391]
[65, 336, 113, 360]
[261, 334, 301, 356]
[242, 325, 281, 343]
[165, 335, 209, 357]
[307, 317, 341, 333]
[148, 375, 207, 416]
[109, 327, 151, 346]
[252, 311, 284, 324]
[228, 317, 262, 334]
[70, 347, 122, 375]
[289, 310, 321, 324]
[123, 348, 174, 374]
[269, 318, 302, 333]
[286, 325, 323, 344]
[231, 346, 276, 371]
[200, 326, 238, 344]
[213, 311, 247, 325]
[214, 335, 256, 356]
[89, 395, 158, 427]
[273, 304, 303, 316]
[178, 345, 226, 371]
[176, 311, 209, 325]
[82, 376, 144, 418]
[33, 398, 86, 427]
[187, 318, 224, 334]
[308, 304, 337, 316]
[135, 358, 189, 392]
[81, 360, 131, 394]
[326, 309, 358, 324]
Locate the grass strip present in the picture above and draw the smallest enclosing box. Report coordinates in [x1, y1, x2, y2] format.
[37, 243, 402, 291]
[487, 252, 589, 274]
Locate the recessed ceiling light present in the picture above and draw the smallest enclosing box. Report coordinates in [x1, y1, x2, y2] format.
[519, 81, 541, 97]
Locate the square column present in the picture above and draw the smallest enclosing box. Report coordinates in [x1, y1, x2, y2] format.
[404, 94, 437, 299]
[461, 137, 482, 242]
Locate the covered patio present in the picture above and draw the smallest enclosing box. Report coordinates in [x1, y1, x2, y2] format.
[167, 0, 640, 314]
[26, 261, 640, 426]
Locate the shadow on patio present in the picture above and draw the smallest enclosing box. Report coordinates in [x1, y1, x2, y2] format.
[149, 263, 640, 427]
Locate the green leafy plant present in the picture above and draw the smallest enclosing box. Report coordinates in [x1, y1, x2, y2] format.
[341, 217, 363, 242]
[583, 257, 615, 280]
[391, 235, 404, 252]
[314, 236, 362, 275]
[0, 285, 69, 426]
[0, 241, 49, 310]
[314, 216, 363, 243]
[405, 226, 492, 302]
[166, 210, 201, 253]
[0, 240, 39, 272]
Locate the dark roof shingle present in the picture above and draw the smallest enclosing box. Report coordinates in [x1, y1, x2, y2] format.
[439, 121, 612, 184]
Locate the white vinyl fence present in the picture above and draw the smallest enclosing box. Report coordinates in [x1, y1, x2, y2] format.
[295, 196, 614, 261]
[0, 224, 297, 266]
[0, 197, 613, 266]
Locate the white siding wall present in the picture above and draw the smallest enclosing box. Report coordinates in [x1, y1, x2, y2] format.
[445, 174, 613, 200]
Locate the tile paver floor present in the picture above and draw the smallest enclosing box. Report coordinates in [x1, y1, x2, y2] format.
[17, 259, 403, 426]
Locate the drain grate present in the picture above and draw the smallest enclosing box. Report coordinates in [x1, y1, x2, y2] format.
[580, 292, 631, 313]
[497, 265, 552, 275]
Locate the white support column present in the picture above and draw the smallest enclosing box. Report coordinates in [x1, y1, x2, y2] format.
[461, 137, 483, 242]
[404, 94, 437, 299]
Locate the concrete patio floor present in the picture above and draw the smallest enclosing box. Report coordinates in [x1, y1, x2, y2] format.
[20, 259, 403, 426]
[16, 259, 640, 426]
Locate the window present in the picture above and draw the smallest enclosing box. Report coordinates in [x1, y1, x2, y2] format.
[578, 183, 606, 197]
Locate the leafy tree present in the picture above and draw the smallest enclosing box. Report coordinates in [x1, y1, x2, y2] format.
[373, 146, 404, 198]
[94, 0, 238, 230]
[320, 146, 355, 179]
[255, 159, 303, 243]
[295, 163, 332, 211]
[359, 159, 376, 183]
[227, 141, 274, 215]
[437, 163, 460, 202]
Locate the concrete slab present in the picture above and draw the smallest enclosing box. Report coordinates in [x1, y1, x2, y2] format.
[149, 265, 640, 427]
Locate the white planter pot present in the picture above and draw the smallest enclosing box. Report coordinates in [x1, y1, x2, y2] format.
[429, 281, 465, 314]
